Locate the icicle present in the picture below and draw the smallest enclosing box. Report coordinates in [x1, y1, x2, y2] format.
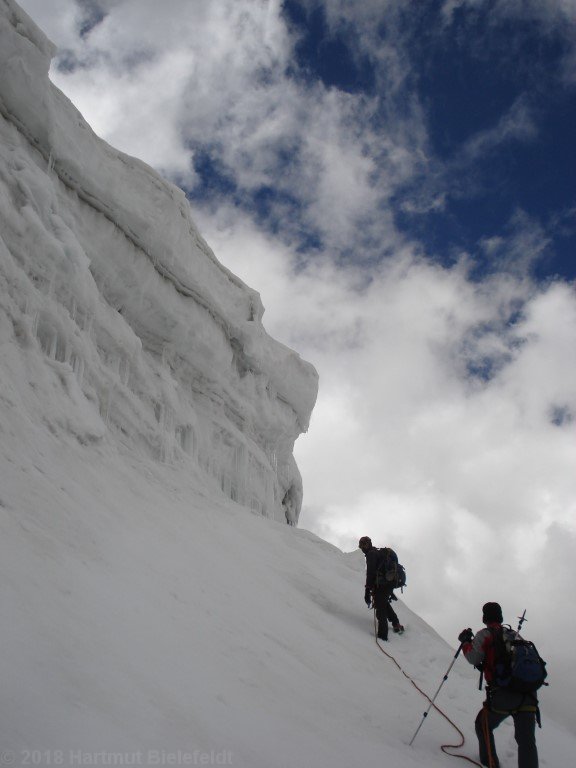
[48, 329, 57, 360]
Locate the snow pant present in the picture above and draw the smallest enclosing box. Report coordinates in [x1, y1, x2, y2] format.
[475, 689, 539, 768]
[372, 585, 397, 640]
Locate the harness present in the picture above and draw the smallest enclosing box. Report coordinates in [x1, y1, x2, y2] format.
[486, 689, 541, 726]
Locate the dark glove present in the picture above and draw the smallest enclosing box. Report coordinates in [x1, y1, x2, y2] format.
[364, 588, 372, 607]
[458, 628, 474, 644]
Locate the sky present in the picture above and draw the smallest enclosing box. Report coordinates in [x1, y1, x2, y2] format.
[15, 0, 576, 728]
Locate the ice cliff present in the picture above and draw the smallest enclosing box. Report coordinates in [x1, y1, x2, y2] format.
[0, 0, 318, 525]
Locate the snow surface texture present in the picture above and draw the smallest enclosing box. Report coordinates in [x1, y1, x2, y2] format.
[2, 380, 575, 768]
[0, 0, 317, 526]
[1, 1, 575, 765]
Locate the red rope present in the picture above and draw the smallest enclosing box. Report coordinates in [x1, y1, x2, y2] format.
[372, 611, 482, 766]
[481, 707, 496, 768]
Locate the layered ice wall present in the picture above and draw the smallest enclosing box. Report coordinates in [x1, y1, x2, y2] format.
[0, 0, 318, 524]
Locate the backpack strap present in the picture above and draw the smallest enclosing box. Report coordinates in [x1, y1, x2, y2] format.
[375, 548, 391, 587]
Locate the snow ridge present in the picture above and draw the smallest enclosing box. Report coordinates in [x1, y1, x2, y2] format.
[0, 0, 318, 524]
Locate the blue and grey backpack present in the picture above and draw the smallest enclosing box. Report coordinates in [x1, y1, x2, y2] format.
[492, 626, 548, 693]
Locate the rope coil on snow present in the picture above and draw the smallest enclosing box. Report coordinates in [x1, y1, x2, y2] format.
[372, 610, 482, 766]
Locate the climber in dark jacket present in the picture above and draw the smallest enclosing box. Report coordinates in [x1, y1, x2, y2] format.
[459, 602, 539, 768]
[358, 536, 404, 640]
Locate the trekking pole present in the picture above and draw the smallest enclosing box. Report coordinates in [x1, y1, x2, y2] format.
[408, 643, 464, 747]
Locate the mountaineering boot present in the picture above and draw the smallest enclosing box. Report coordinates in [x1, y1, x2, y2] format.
[393, 624, 405, 634]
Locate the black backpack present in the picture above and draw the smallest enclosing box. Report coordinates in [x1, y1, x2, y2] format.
[492, 626, 548, 694]
[375, 548, 407, 591]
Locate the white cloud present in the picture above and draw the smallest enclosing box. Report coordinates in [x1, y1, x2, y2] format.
[460, 97, 538, 161]
[54, 46, 198, 183]
[478, 209, 550, 275]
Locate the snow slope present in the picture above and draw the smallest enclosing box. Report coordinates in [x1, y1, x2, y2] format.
[0, 1, 574, 765]
[1, 409, 574, 767]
